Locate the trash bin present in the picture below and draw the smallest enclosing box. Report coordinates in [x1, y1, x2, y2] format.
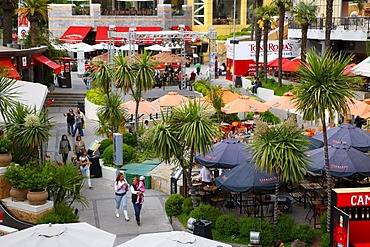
[193, 220, 213, 239]
[89, 156, 102, 178]
[78, 101, 85, 114]
[170, 168, 182, 194]
[235, 76, 242, 88]
[58, 76, 67, 88]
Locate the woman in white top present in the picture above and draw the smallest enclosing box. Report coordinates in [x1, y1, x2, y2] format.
[114, 172, 130, 221]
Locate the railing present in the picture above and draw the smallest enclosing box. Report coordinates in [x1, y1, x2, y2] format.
[101, 9, 156, 16]
[288, 17, 370, 31]
[72, 7, 90, 16]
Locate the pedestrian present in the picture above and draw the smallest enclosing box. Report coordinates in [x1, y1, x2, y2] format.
[251, 76, 262, 94]
[74, 135, 86, 161]
[79, 108, 86, 129]
[189, 71, 196, 91]
[79, 150, 92, 189]
[135, 176, 146, 204]
[178, 71, 183, 90]
[72, 108, 84, 137]
[114, 172, 130, 221]
[144, 120, 150, 130]
[59, 134, 71, 164]
[200, 166, 213, 186]
[274, 240, 284, 247]
[195, 62, 201, 75]
[131, 177, 145, 226]
[63, 108, 75, 135]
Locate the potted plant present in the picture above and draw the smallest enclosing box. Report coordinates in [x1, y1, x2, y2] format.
[4, 164, 28, 201]
[26, 167, 50, 205]
[0, 136, 12, 167]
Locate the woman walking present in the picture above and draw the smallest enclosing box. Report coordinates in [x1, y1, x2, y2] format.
[74, 135, 86, 161]
[59, 134, 71, 164]
[72, 108, 84, 137]
[131, 177, 144, 226]
[63, 109, 75, 135]
[79, 150, 92, 189]
[114, 172, 130, 221]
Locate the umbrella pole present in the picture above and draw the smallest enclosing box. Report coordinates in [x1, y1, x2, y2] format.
[240, 192, 242, 214]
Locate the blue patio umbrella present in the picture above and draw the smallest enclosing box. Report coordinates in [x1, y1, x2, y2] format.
[303, 135, 324, 150]
[195, 139, 253, 169]
[215, 163, 278, 193]
[312, 123, 370, 152]
[306, 143, 370, 178]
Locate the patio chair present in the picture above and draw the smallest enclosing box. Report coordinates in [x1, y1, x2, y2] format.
[305, 199, 321, 223]
[211, 192, 226, 212]
[289, 191, 303, 205]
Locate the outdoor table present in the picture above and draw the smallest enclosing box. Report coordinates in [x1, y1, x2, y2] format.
[256, 194, 276, 218]
[203, 185, 218, 204]
[300, 183, 323, 209]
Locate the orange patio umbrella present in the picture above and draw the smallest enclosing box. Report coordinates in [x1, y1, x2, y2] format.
[348, 98, 370, 118]
[342, 63, 357, 76]
[121, 99, 160, 115]
[265, 92, 297, 110]
[201, 88, 240, 105]
[364, 98, 370, 105]
[221, 96, 271, 114]
[152, 92, 189, 107]
[281, 59, 301, 72]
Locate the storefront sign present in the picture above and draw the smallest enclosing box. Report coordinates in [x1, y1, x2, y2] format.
[335, 191, 370, 207]
[226, 40, 300, 61]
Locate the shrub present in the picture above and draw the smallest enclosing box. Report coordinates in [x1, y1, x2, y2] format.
[86, 88, 105, 105]
[165, 194, 184, 219]
[189, 204, 221, 228]
[276, 214, 297, 242]
[122, 133, 137, 147]
[182, 197, 202, 215]
[4, 163, 28, 189]
[321, 233, 330, 247]
[103, 143, 135, 165]
[320, 212, 327, 233]
[99, 139, 113, 154]
[260, 111, 281, 124]
[215, 215, 240, 236]
[0, 136, 12, 153]
[103, 144, 114, 165]
[293, 224, 315, 244]
[37, 203, 78, 224]
[239, 217, 275, 246]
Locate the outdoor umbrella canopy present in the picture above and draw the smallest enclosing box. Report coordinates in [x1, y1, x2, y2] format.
[267, 57, 291, 67]
[265, 92, 297, 110]
[348, 98, 370, 118]
[201, 88, 240, 104]
[281, 59, 301, 72]
[342, 63, 357, 76]
[312, 123, 370, 152]
[303, 135, 324, 150]
[221, 96, 270, 114]
[215, 163, 278, 193]
[195, 139, 253, 169]
[152, 92, 189, 107]
[69, 42, 94, 53]
[121, 99, 160, 115]
[117, 231, 232, 247]
[0, 222, 116, 247]
[306, 144, 370, 177]
[351, 56, 370, 77]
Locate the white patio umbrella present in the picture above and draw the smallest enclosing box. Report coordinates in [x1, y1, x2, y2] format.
[117, 44, 139, 51]
[69, 42, 94, 53]
[92, 43, 108, 50]
[117, 231, 232, 247]
[145, 44, 171, 52]
[0, 222, 116, 247]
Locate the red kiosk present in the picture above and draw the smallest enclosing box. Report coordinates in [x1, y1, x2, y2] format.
[332, 188, 370, 246]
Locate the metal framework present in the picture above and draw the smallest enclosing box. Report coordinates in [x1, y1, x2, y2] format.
[108, 26, 217, 89]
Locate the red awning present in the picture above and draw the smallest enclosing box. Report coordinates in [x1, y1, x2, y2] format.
[0, 58, 21, 80]
[267, 58, 290, 67]
[95, 26, 163, 44]
[171, 25, 192, 31]
[281, 59, 302, 72]
[60, 26, 92, 43]
[33, 55, 61, 74]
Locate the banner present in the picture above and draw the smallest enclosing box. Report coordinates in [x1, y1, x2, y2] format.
[17, 10, 29, 39]
[77, 50, 85, 77]
[226, 40, 300, 61]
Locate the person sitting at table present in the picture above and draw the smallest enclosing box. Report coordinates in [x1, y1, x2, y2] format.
[200, 166, 213, 186]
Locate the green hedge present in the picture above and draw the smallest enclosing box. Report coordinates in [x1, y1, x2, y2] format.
[215, 215, 240, 236]
[189, 204, 221, 228]
[37, 203, 78, 224]
[103, 143, 135, 166]
[165, 194, 184, 219]
[99, 138, 113, 154]
[86, 88, 106, 105]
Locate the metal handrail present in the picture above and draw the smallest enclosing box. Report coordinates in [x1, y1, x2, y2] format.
[288, 17, 370, 31]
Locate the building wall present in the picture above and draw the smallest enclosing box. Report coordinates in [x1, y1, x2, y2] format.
[48, 4, 192, 39]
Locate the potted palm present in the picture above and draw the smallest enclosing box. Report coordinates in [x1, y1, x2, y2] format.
[26, 167, 50, 205]
[0, 136, 12, 167]
[4, 164, 28, 201]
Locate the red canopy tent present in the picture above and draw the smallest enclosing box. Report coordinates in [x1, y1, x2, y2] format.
[281, 58, 302, 72]
[267, 58, 291, 67]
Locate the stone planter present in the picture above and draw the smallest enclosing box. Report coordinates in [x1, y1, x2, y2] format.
[100, 160, 118, 182]
[10, 187, 28, 202]
[27, 190, 48, 205]
[0, 153, 12, 167]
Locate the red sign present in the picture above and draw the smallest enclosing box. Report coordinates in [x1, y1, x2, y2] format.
[336, 191, 370, 207]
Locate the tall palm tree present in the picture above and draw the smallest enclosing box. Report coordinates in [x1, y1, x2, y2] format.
[17, 0, 49, 47]
[292, 2, 317, 63]
[1, 0, 18, 46]
[0, 75, 19, 123]
[90, 60, 114, 108]
[293, 51, 360, 234]
[325, 0, 334, 50]
[274, 0, 292, 87]
[250, 118, 308, 226]
[150, 101, 220, 208]
[255, 5, 278, 83]
[254, 0, 263, 76]
[114, 52, 135, 94]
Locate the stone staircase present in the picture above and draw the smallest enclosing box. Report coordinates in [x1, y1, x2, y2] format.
[46, 92, 86, 108]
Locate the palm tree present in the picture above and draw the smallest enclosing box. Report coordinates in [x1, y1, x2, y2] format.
[292, 2, 317, 63]
[114, 52, 135, 94]
[0, 75, 19, 123]
[96, 93, 125, 137]
[250, 118, 308, 226]
[17, 0, 49, 47]
[1, 0, 18, 46]
[274, 0, 292, 87]
[293, 51, 360, 234]
[255, 5, 278, 83]
[254, 0, 264, 76]
[90, 60, 114, 107]
[325, 0, 334, 50]
[150, 101, 220, 208]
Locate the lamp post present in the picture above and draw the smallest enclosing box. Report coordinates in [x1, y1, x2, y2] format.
[208, 26, 217, 81]
[179, 25, 187, 90]
[232, 0, 237, 89]
[128, 27, 137, 62]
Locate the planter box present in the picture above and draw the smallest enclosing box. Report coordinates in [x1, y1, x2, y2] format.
[85, 98, 100, 121]
[100, 160, 118, 181]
